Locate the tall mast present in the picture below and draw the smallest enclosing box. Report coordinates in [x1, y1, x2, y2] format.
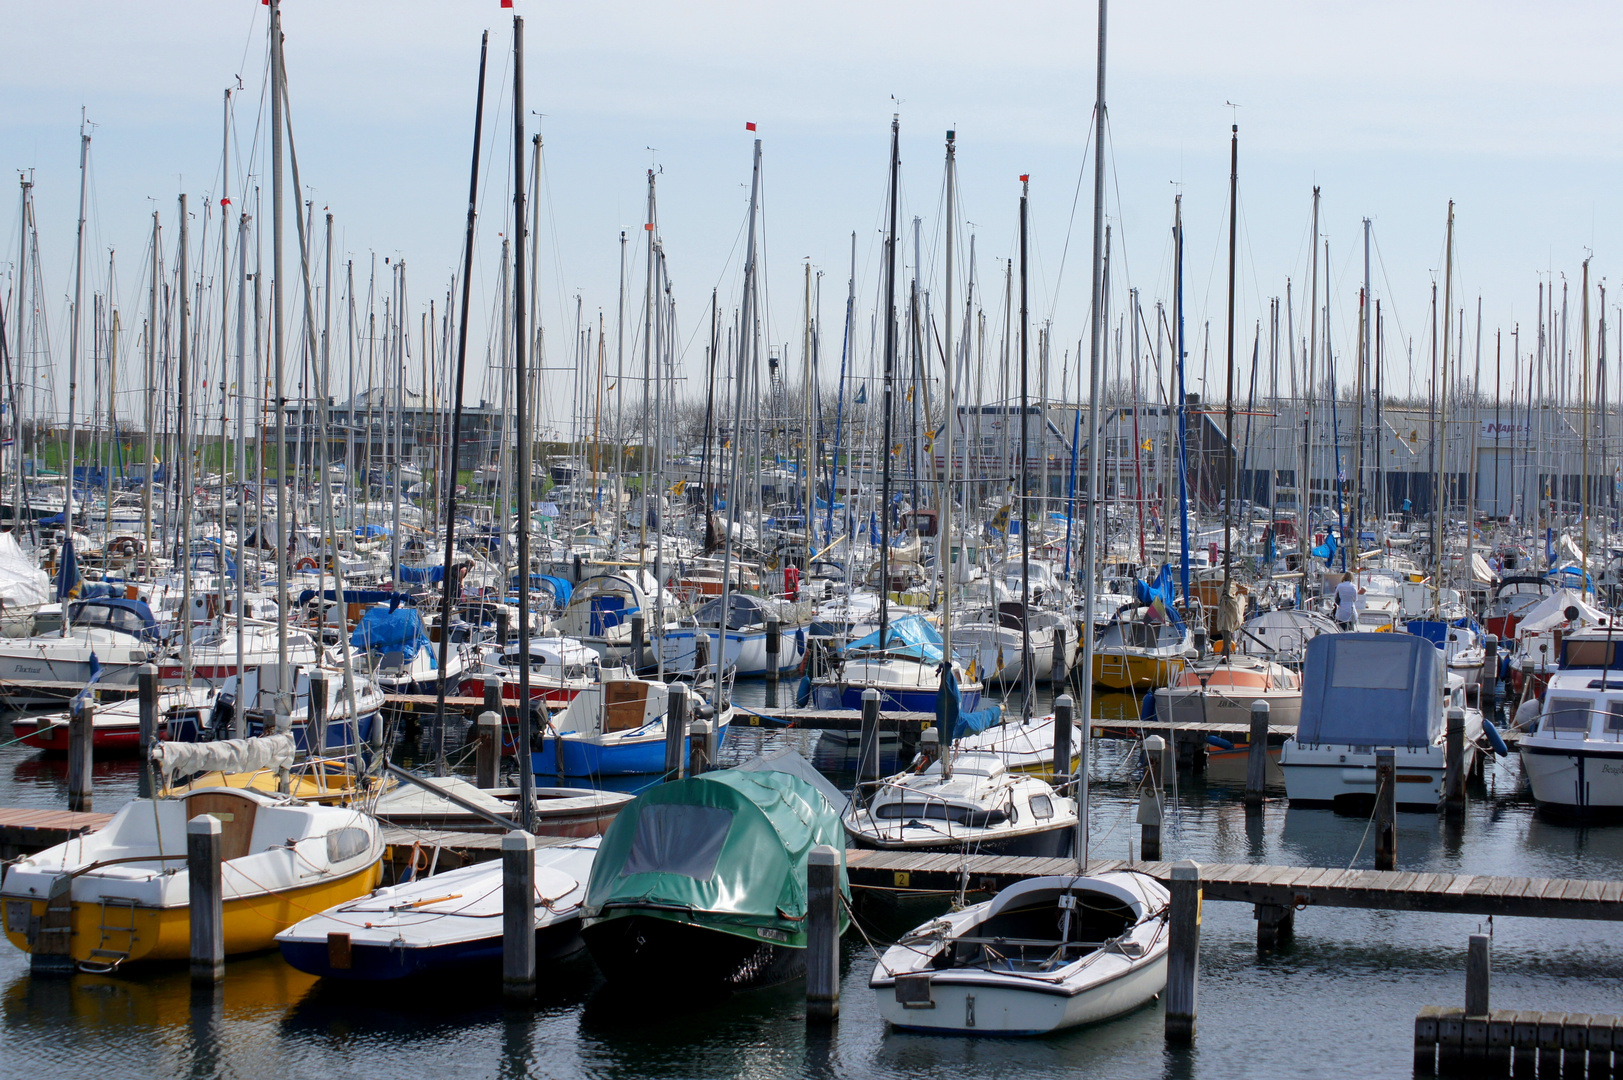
[614, 228, 625, 545]
[941, 128, 957, 781]
[1436, 202, 1453, 610]
[270, 0, 291, 717]
[511, 13, 536, 831]
[233, 207, 248, 735]
[640, 169, 655, 569]
[177, 195, 192, 681]
[432, 29, 489, 773]
[13, 176, 30, 534]
[63, 119, 90, 635]
[1220, 122, 1237, 627]
[1079, 0, 1108, 869]
[1301, 188, 1319, 579]
[878, 116, 900, 649]
[1018, 177, 1033, 724]
[1582, 258, 1592, 573]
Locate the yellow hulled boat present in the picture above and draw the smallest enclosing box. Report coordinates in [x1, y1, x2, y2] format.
[1091, 609, 1194, 691]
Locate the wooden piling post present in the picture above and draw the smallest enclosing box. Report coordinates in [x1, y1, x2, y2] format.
[309, 668, 330, 757]
[1374, 748, 1396, 870]
[476, 711, 501, 789]
[484, 678, 503, 721]
[1444, 707, 1467, 817]
[1588, 1015, 1614, 1080]
[1164, 860, 1201, 1043]
[765, 617, 780, 708]
[67, 705, 93, 813]
[1563, 1014, 1592, 1078]
[1482, 634, 1499, 713]
[496, 607, 510, 646]
[1437, 1007, 1466, 1074]
[1537, 1011, 1565, 1079]
[688, 718, 714, 774]
[1466, 933, 1491, 1017]
[1415, 1005, 1443, 1075]
[1245, 699, 1269, 806]
[1139, 735, 1165, 862]
[188, 814, 224, 984]
[1050, 629, 1067, 687]
[805, 844, 841, 1023]
[858, 688, 881, 789]
[1513, 1011, 1543, 1074]
[664, 684, 688, 781]
[629, 613, 645, 673]
[1487, 1009, 1516, 1078]
[1254, 903, 1294, 953]
[502, 830, 536, 1001]
[1052, 694, 1074, 786]
[138, 663, 158, 799]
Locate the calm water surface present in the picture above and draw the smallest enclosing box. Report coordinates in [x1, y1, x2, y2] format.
[0, 688, 1620, 1080]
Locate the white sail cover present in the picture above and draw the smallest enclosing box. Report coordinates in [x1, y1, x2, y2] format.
[153, 733, 297, 777]
[0, 534, 50, 610]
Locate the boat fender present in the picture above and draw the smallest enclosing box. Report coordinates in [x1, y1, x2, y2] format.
[1206, 735, 1234, 750]
[1138, 693, 1157, 724]
[1482, 717, 1510, 757]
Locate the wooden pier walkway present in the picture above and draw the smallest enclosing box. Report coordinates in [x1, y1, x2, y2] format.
[843, 850, 1623, 921]
[0, 807, 113, 859]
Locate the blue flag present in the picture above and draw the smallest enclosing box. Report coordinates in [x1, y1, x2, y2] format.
[55, 538, 82, 601]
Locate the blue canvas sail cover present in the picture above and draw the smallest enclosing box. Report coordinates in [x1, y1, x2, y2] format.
[846, 614, 943, 663]
[1296, 632, 1443, 748]
[1404, 616, 1485, 648]
[350, 605, 435, 665]
[935, 662, 998, 741]
[1132, 564, 1186, 630]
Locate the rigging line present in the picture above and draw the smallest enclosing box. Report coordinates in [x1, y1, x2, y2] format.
[1041, 98, 1098, 327]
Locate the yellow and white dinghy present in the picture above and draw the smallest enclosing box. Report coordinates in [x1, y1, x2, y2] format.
[0, 734, 384, 971]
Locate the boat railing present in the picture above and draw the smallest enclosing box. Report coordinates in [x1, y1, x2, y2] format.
[856, 777, 1007, 845]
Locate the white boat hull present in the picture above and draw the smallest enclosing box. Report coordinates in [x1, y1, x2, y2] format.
[876, 952, 1167, 1035]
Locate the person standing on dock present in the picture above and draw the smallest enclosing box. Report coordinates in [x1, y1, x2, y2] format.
[1334, 573, 1363, 630]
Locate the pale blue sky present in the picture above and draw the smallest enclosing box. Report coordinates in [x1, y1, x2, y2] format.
[4, 1, 1621, 433]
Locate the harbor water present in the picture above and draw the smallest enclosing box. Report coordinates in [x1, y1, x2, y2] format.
[2, 694, 1621, 1080]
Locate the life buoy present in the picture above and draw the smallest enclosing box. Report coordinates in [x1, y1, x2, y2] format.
[295, 556, 319, 572]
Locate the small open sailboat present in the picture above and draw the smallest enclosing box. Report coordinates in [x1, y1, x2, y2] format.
[872, 872, 1170, 1035]
[533, 676, 730, 777]
[1, 735, 383, 971]
[276, 837, 600, 980]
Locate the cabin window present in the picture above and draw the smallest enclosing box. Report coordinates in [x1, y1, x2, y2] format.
[1565, 640, 1617, 669]
[1329, 639, 1415, 690]
[1028, 794, 1054, 820]
[622, 804, 733, 881]
[1607, 702, 1623, 735]
[1545, 698, 1593, 733]
[876, 802, 986, 826]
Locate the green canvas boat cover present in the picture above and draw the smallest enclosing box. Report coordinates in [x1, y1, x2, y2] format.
[583, 767, 850, 947]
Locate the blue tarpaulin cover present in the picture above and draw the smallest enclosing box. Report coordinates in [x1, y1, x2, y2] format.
[846, 614, 943, 664]
[1297, 632, 1442, 748]
[1404, 616, 1485, 648]
[935, 663, 998, 741]
[397, 564, 445, 584]
[349, 605, 435, 666]
[1132, 564, 1187, 630]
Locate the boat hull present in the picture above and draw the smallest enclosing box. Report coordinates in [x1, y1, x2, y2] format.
[846, 820, 1075, 858]
[1153, 687, 1302, 730]
[876, 951, 1167, 1035]
[1092, 651, 1183, 691]
[2, 861, 382, 966]
[1520, 742, 1623, 821]
[582, 911, 804, 990]
[531, 722, 730, 777]
[278, 913, 584, 980]
[1278, 741, 1473, 809]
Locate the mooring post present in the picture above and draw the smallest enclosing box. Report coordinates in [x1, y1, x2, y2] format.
[502, 830, 536, 1001]
[664, 684, 689, 781]
[688, 718, 715, 774]
[859, 688, 881, 789]
[1463, 933, 1492, 1067]
[1145, 731, 1168, 788]
[496, 607, 510, 647]
[1052, 694, 1074, 786]
[1165, 860, 1201, 1043]
[188, 814, 224, 984]
[1245, 699, 1270, 806]
[1051, 630, 1068, 686]
[67, 704, 93, 813]
[1586, 1015, 1614, 1080]
[1375, 749, 1397, 870]
[309, 668, 330, 758]
[1486, 1009, 1516, 1077]
[476, 711, 501, 789]
[484, 678, 503, 722]
[1481, 634, 1499, 714]
[805, 844, 841, 1023]
[1254, 902, 1294, 954]
[1139, 735, 1165, 862]
[1416, 1005, 1443, 1076]
[138, 663, 158, 798]
[765, 616, 781, 708]
[1444, 707, 1467, 817]
[1537, 1012, 1564, 1079]
[629, 613, 645, 673]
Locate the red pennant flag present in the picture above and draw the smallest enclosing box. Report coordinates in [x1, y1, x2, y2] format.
[1019, 174, 1029, 182]
[501, 0, 513, 7]
[644, 223, 654, 231]
[745, 122, 757, 131]
[221, 197, 231, 207]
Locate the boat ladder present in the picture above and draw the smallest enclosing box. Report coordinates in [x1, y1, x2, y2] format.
[1099, 653, 1128, 681]
[82, 897, 138, 973]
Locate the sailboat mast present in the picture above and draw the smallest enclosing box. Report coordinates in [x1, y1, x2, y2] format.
[1221, 123, 1237, 625]
[878, 117, 899, 648]
[1018, 177, 1033, 724]
[1079, 0, 1109, 869]
[511, 13, 536, 831]
[941, 129, 957, 780]
[177, 194, 193, 681]
[63, 120, 89, 635]
[234, 207, 248, 736]
[270, 0, 291, 717]
[640, 169, 655, 569]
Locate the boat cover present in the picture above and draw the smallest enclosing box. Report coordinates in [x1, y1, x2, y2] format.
[1516, 589, 1604, 635]
[1296, 632, 1443, 748]
[350, 605, 435, 664]
[153, 732, 296, 779]
[0, 533, 49, 610]
[846, 614, 943, 663]
[583, 768, 849, 944]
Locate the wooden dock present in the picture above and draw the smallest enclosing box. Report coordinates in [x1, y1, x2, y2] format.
[733, 706, 935, 733]
[843, 850, 1623, 922]
[384, 694, 492, 716]
[0, 807, 113, 860]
